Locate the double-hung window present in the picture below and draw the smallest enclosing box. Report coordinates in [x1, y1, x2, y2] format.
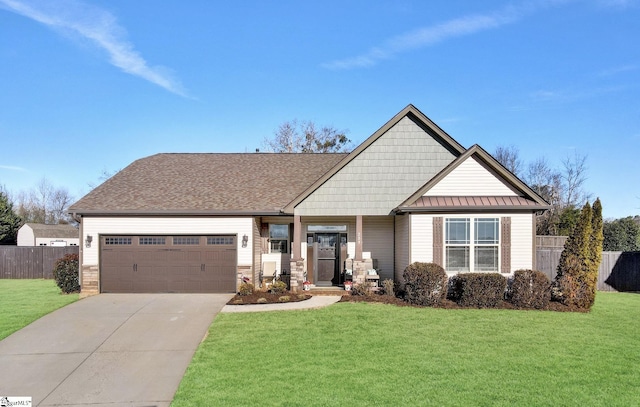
[445, 217, 499, 272]
[269, 224, 289, 254]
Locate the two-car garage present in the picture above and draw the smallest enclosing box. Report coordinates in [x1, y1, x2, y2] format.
[100, 235, 237, 293]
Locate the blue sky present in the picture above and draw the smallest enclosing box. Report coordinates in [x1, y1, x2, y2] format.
[0, 0, 638, 219]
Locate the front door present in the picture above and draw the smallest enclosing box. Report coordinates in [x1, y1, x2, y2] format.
[315, 233, 338, 286]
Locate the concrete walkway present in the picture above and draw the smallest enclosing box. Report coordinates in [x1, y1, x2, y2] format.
[0, 293, 232, 407]
[221, 295, 341, 313]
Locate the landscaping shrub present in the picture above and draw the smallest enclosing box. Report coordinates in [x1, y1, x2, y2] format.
[278, 296, 291, 302]
[52, 253, 80, 294]
[402, 262, 448, 306]
[553, 200, 602, 309]
[238, 282, 254, 296]
[509, 269, 551, 309]
[381, 279, 395, 297]
[351, 281, 373, 296]
[450, 273, 506, 308]
[270, 280, 288, 295]
[256, 297, 268, 304]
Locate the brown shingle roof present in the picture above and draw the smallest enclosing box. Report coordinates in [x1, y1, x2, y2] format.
[398, 196, 549, 212]
[70, 153, 347, 215]
[26, 223, 78, 238]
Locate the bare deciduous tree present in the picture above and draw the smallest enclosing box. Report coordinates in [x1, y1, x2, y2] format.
[15, 178, 74, 224]
[561, 152, 590, 208]
[494, 145, 523, 177]
[263, 120, 351, 153]
[494, 146, 591, 235]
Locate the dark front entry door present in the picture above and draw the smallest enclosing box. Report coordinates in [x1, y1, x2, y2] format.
[315, 233, 338, 286]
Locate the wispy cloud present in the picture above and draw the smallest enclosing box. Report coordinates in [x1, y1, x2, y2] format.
[0, 165, 27, 171]
[598, 64, 638, 77]
[322, 1, 572, 70]
[0, 0, 188, 97]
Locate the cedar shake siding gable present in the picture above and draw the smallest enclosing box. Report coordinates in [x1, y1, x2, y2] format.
[291, 114, 462, 216]
[69, 153, 346, 215]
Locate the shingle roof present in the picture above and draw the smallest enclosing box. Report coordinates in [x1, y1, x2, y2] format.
[398, 196, 550, 212]
[26, 223, 78, 238]
[69, 153, 347, 215]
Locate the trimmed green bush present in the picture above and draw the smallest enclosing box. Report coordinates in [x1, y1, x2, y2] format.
[450, 273, 506, 308]
[52, 253, 80, 294]
[238, 282, 254, 296]
[403, 262, 447, 306]
[270, 280, 288, 295]
[509, 269, 551, 309]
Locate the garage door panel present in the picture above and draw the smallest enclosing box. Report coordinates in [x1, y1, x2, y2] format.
[101, 235, 237, 293]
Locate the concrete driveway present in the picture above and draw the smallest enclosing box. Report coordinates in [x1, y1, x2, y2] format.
[0, 293, 232, 407]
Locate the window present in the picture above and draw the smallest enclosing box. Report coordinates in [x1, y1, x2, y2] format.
[445, 217, 499, 272]
[173, 237, 200, 245]
[269, 224, 289, 254]
[474, 218, 499, 271]
[139, 237, 166, 245]
[105, 237, 132, 245]
[207, 236, 234, 245]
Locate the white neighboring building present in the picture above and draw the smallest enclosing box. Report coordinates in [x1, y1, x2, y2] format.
[17, 223, 79, 247]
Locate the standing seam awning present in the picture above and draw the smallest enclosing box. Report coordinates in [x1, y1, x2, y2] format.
[395, 196, 550, 212]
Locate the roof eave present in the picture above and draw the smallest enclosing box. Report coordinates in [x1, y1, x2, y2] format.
[69, 209, 284, 217]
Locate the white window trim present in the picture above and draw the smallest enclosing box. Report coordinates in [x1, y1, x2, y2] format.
[444, 216, 500, 273]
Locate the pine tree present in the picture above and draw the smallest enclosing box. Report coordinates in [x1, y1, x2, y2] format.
[0, 191, 22, 245]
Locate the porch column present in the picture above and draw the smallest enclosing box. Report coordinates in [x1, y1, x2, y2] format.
[292, 215, 302, 260]
[289, 215, 304, 292]
[356, 214, 363, 261]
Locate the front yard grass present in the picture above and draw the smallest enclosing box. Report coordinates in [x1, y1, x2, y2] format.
[0, 279, 78, 341]
[172, 292, 640, 406]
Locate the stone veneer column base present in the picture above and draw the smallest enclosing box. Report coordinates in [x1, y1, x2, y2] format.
[289, 259, 305, 293]
[352, 260, 369, 284]
[80, 265, 99, 298]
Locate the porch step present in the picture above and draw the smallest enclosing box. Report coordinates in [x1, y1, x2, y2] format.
[307, 286, 349, 296]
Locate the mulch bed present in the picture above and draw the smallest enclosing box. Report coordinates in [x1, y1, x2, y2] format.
[227, 291, 312, 305]
[228, 290, 587, 312]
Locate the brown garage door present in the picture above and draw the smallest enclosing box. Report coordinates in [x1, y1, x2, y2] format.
[100, 235, 237, 293]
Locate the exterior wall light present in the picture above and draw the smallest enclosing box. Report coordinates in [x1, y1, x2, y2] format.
[242, 234, 248, 248]
[85, 235, 93, 248]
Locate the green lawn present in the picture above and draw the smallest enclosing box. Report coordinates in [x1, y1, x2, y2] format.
[0, 279, 78, 341]
[172, 292, 640, 406]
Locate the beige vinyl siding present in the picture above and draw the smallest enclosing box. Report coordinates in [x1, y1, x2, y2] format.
[408, 212, 534, 274]
[410, 214, 434, 264]
[394, 215, 410, 281]
[510, 213, 534, 271]
[425, 156, 519, 196]
[295, 116, 457, 216]
[362, 216, 394, 281]
[82, 216, 254, 266]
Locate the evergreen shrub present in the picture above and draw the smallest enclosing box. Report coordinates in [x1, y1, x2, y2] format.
[403, 262, 448, 306]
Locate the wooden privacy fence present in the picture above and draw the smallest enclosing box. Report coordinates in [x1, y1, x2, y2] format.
[0, 246, 79, 279]
[536, 249, 640, 292]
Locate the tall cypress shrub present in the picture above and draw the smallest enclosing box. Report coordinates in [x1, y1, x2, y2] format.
[554, 202, 593, 308]
[586, 198, 604, 306]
